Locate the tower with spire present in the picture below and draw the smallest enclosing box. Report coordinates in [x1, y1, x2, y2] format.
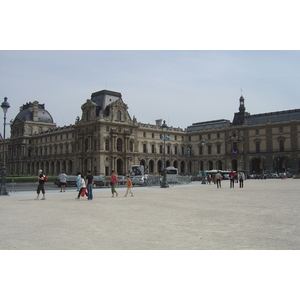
[232, 93, 249, 125]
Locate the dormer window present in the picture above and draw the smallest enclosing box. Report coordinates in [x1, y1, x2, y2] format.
[117, 110, 121, 121]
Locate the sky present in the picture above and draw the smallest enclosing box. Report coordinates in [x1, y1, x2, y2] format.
[1, 50, 300, 137]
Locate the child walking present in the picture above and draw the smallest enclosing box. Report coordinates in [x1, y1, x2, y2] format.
[76, 175, 87, 199]
[124, 175, 134, 197]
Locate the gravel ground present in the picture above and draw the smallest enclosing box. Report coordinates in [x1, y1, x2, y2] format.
[1, 179, 299, 250]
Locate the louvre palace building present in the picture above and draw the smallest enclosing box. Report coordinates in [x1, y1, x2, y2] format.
[3, 89, 300, 177]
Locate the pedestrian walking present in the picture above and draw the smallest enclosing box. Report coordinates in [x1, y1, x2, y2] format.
[76, 172, 81, 191]
[59, 170, 67, 192]
[207, 174, 212, 184]
[215, 172, 222, 188]
[76, 175, 87, 199]
[85, 170, 94, 200]
[229, 170, 235, 188]
[124, 175, 134, 197]
[34, 169, 46, 200]
[238, 171, 245, 188]
[110, 170, 118, 197]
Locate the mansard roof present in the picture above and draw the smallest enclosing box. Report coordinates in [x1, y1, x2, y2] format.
[187, 119, 231, 132]
[245, 109, 300, 125]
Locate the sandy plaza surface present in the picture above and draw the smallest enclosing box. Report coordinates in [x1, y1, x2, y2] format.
[0, 178, 299, 250]
[1, 178, 299, 300]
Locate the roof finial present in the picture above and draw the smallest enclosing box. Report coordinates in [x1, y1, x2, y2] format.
[241, 88, 243, 96]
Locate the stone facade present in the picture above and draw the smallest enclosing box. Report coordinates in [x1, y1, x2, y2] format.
[2, 90, 300, 177]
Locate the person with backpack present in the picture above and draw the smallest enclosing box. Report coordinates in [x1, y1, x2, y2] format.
[34, 169, 46, 200]
[229, 170, 235, 188]
[238, 171, 245, 188]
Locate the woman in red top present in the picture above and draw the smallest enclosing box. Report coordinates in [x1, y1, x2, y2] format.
[110, 170, 118, 197]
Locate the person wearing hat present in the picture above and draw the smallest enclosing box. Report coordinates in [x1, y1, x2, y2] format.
[35, 169, 46, 200]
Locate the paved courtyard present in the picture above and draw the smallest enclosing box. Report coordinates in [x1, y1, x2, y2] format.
[0, 179, 299, 250]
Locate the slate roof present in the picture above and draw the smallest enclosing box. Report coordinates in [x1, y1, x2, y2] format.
[15, 102, 54, 123]
[245, 109, 300, 125]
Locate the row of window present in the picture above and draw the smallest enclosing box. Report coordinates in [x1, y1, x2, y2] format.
[255, 140, 285, 153]
[255, 127, 285, 135]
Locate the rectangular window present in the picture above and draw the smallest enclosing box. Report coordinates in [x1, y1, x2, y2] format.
[151, 144, 155, 153]
[256, 142, 260, 153]
[217, 145, 221, 154]
[167, 146, 170, 154]
[143, 144, 147, 153]
[175, 146, 178, 155]
[105, 140, 109, 151]
[199, 146, 203, 155]
[279, 140, 284, 152]
[160, 145, 163, 154]
[208, 145, 211, 154]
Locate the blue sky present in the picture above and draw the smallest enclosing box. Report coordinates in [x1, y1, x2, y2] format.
[1, 50, 299, 136]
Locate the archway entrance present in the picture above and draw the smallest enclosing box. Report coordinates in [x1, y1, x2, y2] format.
[173, 160, 178, 169]
[216, 160, 222, 170]
[149, 160, 154, 174]
[250, 158, 263, 174]
[117, 159, 124, 175]
[157, 160, 163, 175]
[180, 161, 185, 175]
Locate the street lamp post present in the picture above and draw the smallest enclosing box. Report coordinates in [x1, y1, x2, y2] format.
[187, 147, 191, 176]
[160, 120, 170, 188]
[200, 138, 206, 184]
[0, 97, 10, 196]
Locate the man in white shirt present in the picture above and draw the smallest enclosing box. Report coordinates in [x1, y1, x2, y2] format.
[58, 171, 68, 192]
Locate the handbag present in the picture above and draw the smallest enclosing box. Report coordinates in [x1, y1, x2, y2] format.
[81, 188, 86, 197]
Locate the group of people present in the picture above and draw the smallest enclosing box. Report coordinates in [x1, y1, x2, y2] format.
[228, 170, 246, 188]
[75, 170, 134, 199]
[205, 171, 246, 189]
[35, 169, 134, 200]
[76, 170, 94, 200]
[35, 168, 246, 200]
